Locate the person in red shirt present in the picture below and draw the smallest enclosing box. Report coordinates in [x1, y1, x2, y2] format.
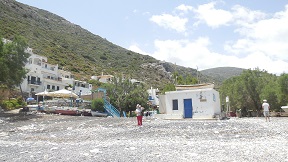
[135, 104, 144, 126]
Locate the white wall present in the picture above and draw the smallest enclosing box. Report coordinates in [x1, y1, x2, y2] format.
[159, 95, 167, 113]
[161, 88, 221, 119]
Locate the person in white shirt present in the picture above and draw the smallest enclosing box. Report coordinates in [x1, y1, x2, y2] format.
[135, 104, 144, 126]
[262, 99, 270, 122]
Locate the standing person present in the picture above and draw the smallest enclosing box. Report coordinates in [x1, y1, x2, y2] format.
[135, 104, 144, 126]
[37, 103, 41, 112]
[262, 99, 270, 122]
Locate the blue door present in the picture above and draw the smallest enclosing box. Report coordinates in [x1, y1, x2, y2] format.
[184, 99, 193, 118]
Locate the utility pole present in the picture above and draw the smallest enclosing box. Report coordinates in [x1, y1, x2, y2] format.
[226, 96, 230, 116]
[174, 62, 177, 86]
[196, 66, 199, 84]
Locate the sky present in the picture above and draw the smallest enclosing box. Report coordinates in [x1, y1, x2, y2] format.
[16, 0, 288, 75]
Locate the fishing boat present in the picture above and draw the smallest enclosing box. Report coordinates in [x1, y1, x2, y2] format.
[281, 106, 288, 112]
[91, 111, 108, 117]
[26, 104, 38, 111]
[44, 106, 57, 114]
[55, 107, 81, 115]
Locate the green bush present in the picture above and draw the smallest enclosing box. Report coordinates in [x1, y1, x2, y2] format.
[91, 98, 104, 112]
[17, 97, 26, 107]
[100, 55, 107, 60]
[1, 98, 23, 110]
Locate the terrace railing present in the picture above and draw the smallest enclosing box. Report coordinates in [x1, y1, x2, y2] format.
[103, 98, 120, 117]
[91, 88, 121, 117]
[28, 80, 42, 85]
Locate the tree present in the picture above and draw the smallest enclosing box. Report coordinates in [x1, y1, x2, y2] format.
[91, 98, 104, 112]
[161, 72, 197, 94]
[278, 73, 288, 106]
[102, 75, 148, 116]
[173, 72, 197, 85]
[185, 75, 198, 85]
[123, 84, 149, 116]
[220, 68, 280, 114]
[0, 35, 30, 88]
[241, 69, 263, 111]
[260, 73, 279, 111]
[161, 83, 176, 94]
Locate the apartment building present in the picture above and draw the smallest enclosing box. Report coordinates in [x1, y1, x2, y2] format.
[20, 48, 92, 98]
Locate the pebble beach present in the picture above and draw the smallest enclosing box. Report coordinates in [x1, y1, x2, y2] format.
[0, 112, 287, 162]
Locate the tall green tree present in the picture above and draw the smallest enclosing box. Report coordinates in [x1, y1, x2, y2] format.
[259, 73, 279, 110]
[220, 68, 280, 112]
[102, 75, 148, 116]
[241, 69, 263, 111]
[173, 72, 198, 85]
[0, 35, 29, 88]
[161, 83, 176, 94]
[185, 75, 198, 85]
[278, 73, 288, 106]
[123, 83, 148, 115]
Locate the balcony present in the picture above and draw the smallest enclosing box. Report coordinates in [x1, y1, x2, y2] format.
[28, 80, 42, 86]
[44, 76, 63, 82]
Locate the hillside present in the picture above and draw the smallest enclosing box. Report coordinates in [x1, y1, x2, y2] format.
[0, 0, 229, 88]
[200, 67, 244, 84]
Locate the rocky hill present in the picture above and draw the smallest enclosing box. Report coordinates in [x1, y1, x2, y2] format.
[0, 0, 238, 88]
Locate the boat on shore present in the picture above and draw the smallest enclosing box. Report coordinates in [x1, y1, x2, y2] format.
[91, 111, 108, 117]
[281, 106, 288, 112]
[44, 106, 57, 114]
[55, 107, 81, 115]
[80, 109, 92, 116]
[26, 104, 39, 111]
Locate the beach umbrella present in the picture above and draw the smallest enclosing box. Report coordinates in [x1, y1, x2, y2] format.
[26, 97, 35, 102]
[35, 89, 52, 105]
[50, 89, 78, 107]
[35, 89, 52, 96]
[49, 89, 78, 98]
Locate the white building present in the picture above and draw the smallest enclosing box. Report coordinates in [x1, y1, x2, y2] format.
[91, 73, 143, 86]
[91, 72, 114, 83]
[20, 48, 92, 98]
[147, 87, 160, 106]
[157, 84, 221, 119]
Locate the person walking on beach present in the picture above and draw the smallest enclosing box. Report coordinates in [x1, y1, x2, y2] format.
[262, 99, 270, 122]
[135, 104, 144, 126]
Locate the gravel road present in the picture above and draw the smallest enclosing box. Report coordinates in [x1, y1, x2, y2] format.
[0, 112, 287, 162]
